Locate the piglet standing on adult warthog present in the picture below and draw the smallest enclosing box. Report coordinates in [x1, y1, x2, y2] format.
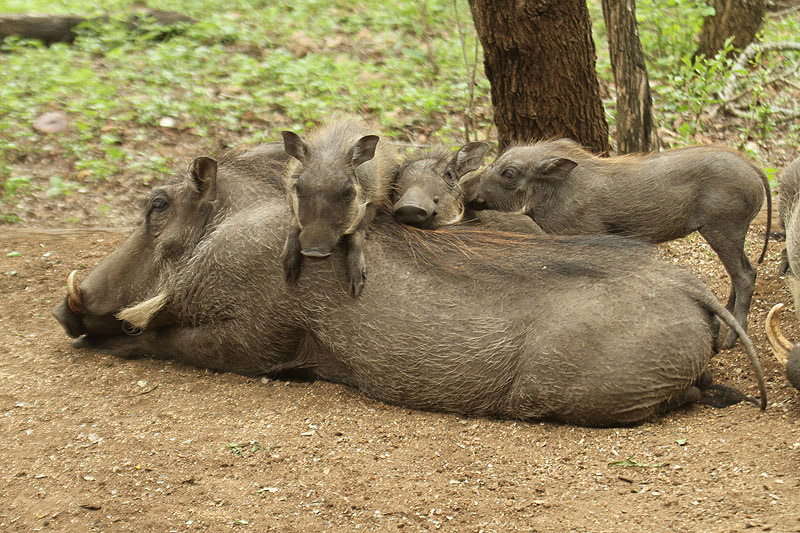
[392, 142, 543, 233]
[281, 119, 397, 296]
[52, 146, 767, 427]
[463, 139, 772, 348]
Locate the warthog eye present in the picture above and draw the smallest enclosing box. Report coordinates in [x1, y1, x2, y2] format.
[499, 167, 519, 190]
[501, 167, 517, 180]
[151, 198, 168, 211]
[341, 181, 355, 200]
[147, 194, 170, 222]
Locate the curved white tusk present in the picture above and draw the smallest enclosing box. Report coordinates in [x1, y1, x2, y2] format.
[66, 270, 85, 315]
[765, 303, 792, 366]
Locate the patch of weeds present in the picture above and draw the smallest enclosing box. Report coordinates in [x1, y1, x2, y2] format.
[763, 167, 780, 184]
[661, 39, 737, 142]
[3, 176, 35, 198]
[226, 440, 265, 456]
[74, 157, 118, 181]
[46, 176, 78, 198]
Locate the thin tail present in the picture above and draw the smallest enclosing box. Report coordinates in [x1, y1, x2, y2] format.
[701, 293, 767, 410]
[758, 168, 772, 264]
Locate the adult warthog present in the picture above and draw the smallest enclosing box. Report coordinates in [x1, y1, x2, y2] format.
[777, 157, 800, 315]
[52, 147, 766, 427]
[463, 139, 772, 349]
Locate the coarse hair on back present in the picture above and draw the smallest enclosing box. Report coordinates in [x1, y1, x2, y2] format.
[372, 211, 651, 281]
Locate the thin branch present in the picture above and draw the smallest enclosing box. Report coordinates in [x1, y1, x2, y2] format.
[724, 61, 800, 107]
[771, 3, 800, 18]
[712, 41, 800, 117]
[454, 0, 479, 143]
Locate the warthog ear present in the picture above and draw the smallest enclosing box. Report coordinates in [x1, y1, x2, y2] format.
[350, 135, 379, 168]
[450, 142, 489, 179]
[282, 131, 309, 165]
[188, 156, 218, 202]
[538, 157, 578, 180]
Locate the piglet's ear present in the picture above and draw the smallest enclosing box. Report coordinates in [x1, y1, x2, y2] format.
[350, 135, 379, 168]
[188, 156, 217, 202]
[451, 141, 489, 179]
[539, 157, 577, 180]
[282, 131, 309, 165]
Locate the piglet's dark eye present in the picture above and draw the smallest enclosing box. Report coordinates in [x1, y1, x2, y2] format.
[342, 181, 356, 199]
[151, 197, 169, 211]
[501, 167, 517, 180]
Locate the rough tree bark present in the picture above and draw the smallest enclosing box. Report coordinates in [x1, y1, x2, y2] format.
[468, 0, 610, 154]
[695, 0, 766, 60]
[601, 0, 653, 153]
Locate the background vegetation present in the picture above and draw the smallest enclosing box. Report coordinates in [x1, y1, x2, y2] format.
[1, 0, 798, 224]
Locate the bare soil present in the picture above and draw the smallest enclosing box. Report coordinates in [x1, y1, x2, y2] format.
[2, 200, 800, 531]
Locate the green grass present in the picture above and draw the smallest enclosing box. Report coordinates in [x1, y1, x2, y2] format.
[1, 0, 798, 223]
[0, 1, 487, 201]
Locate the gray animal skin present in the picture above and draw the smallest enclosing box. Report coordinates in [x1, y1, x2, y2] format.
[463, 139, 772, 348]
[392, 143, 543, 233]
[51, 147, 767, 427]
[770, 157, 800, 390]
[281, 119, 397, 296]
[778, 157, 800, 310]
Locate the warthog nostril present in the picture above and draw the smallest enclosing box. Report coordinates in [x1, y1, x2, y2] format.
[468, 197, 488, 211]
[393, 204, 431, 225]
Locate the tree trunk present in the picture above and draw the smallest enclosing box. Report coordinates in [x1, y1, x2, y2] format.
[601, 0, 653, 153]
[695, 0, 766, 60]
[468, 0, 609, 154]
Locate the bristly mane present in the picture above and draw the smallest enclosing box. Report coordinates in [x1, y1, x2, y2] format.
[372, 211, 651, 280]
[393, 147, 453, 181]
[397, 147, 452, 168]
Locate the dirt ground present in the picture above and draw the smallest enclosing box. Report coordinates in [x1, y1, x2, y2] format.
[2, 201, 799, 531]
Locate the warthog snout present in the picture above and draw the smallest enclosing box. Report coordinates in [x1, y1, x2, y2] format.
[467, 196, 489, 211]
[393, 186, 437, 227]
[52, 294, 84, 338]
[52, 270, 86, 338]
[299, 227, 338, 258]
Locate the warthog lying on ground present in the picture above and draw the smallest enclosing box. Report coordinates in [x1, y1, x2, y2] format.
[52, 146, 767, 427]
[281, 119, 397, 296]
[764, 303, 800, 390]
[392, 143, 542, 233]
[463, 139, 772, 348]
[777, 157, 800, 315]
